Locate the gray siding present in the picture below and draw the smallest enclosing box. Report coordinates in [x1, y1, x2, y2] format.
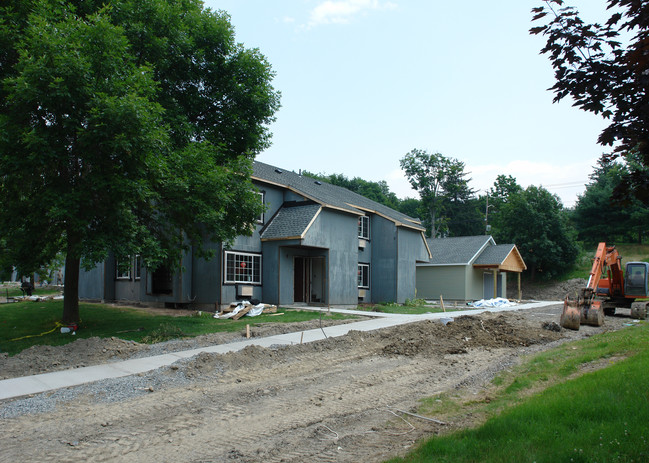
[303, 209, 358, 305]
[416, 265, 467, 300]
[370, 216, 397, 303]
[396, 228, 426, 303]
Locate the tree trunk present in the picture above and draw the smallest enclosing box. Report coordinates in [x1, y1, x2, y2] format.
[62, 235, 81, 324]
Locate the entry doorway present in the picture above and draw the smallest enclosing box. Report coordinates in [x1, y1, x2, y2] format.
[483, 272, 503, 299]
[294, 256, 325, 304]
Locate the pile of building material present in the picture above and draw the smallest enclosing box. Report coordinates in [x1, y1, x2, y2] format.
[214, 301, 278, 320]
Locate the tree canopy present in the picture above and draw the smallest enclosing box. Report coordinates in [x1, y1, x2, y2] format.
[491, 182, 578, 280]
[400, 149, 475, 237]
[573, 156, 649, 244]
[0, 0, 280, 323]
[531, 0, 649, 204]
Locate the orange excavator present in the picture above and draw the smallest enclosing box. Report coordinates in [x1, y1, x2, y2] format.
[560, 242, 649, 330]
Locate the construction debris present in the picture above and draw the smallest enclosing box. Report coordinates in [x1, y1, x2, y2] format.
[214, 301, 277, 320]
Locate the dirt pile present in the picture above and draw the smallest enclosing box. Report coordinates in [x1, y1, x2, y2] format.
[176, 313, 563, 377]
[0, 317, 358, 380]
[522, 278, 587, 300]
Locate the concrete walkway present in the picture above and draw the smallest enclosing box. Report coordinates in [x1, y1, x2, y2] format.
[0, 301, 559, 401]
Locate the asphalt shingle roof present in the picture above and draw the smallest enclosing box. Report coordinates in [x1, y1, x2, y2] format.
[260, 204, 321, 241]
[252, 161, 424, 231]
[474, 244, 516, 266]
[425, 236, 495, 265]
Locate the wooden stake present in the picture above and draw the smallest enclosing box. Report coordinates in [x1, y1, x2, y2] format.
[440, 295, 446, 312]
[246, 324, 250, 338]
[300, 332, 304, 344]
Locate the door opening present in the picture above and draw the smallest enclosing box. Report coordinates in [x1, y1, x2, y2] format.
[294, 256, 325, 304]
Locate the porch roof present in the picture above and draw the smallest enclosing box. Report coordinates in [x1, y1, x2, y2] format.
[473, 244, 527, 273]
[260, 204, 322, 241]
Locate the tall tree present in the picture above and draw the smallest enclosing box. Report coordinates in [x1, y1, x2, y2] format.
[493, 185, 578, 280]
[400, 149, 469, 238]
[531, 0, 649, 204]
[441, 165, 483, 236]
[574, 157, 649, 244]
[0, 0, 280, 323]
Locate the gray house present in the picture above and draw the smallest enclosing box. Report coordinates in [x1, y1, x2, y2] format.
[415, 235, 526, 302]
[79, 161, 431, 308]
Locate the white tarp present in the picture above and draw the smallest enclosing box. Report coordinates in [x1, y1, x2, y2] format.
[470, 297, 515, 308]
[213, 300, 267, 319]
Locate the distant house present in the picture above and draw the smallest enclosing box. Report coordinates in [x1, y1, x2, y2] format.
[79, 161, 431, 308]
[415, 235, 526, 302]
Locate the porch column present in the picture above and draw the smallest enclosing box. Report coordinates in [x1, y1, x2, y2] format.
[492, 269, 498, 298]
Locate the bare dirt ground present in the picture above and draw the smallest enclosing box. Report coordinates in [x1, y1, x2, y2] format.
[0, 284, 634, 463]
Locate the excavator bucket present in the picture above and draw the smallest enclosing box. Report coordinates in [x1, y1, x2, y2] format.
[560, 295, 581, 330]
[580, 300, 604, 326]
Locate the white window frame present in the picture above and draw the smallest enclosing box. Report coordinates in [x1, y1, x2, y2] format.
[358, 263, 370, 289]
[358, 215, 370, 240]
[116, 256, 131, 280]
[224, 251, 262, 285]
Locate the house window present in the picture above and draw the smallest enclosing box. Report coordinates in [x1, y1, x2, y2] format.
[358, 216, 369, 239]
[358, 263, 370, 289]
[224, 251, 262, 284]
[116, 257, 131, 280]
[134, 255, 142, 280]
[257, 192, 265, 224]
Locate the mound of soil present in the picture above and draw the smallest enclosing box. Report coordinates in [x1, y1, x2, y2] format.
[522, 278, 587, 300]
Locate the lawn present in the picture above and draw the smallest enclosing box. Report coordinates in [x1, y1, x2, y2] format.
[386, 320, 649, 463]
[0, 299, 355, 356]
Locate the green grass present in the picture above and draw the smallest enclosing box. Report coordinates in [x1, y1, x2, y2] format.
[0, 300, 354, 355]
[386, 322, 649, 463]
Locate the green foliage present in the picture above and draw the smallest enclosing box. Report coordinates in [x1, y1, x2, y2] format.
[573, 158, 649, 245]
[531, 0, 649, 204]
[0, 300, 354, 355]
[389, 323, 649, 463]
[492, 184, 578, 280]
[400, 149, 478, 237]
[0, 0, 280, 323]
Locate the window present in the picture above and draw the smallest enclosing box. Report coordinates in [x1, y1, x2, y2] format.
[358, 215, 369, 239]
[224, 251, 262, 284]
[116, 257, 131, 280]
[134, 255, 142, 280]
[358, 263, 370, 289]
[257, 192, 265, 224]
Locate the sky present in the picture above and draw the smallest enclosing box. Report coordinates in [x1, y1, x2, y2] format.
[203, 0, 613, 208]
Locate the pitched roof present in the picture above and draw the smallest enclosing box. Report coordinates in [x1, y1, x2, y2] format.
[424, 235, 495, 265]
[260, 204, 321, 241]
[474, 244, 515, 266]
[474, 244, 527, 272]
[252, 161, 425, 232]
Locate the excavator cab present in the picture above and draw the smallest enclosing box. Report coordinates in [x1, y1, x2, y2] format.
[625, 262, 649, 298]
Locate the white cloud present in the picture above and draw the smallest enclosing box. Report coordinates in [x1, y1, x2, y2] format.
[307, 0, 397, 27]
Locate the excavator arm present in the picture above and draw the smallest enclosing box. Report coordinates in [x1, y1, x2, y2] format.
[560, 242, 622, 330]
